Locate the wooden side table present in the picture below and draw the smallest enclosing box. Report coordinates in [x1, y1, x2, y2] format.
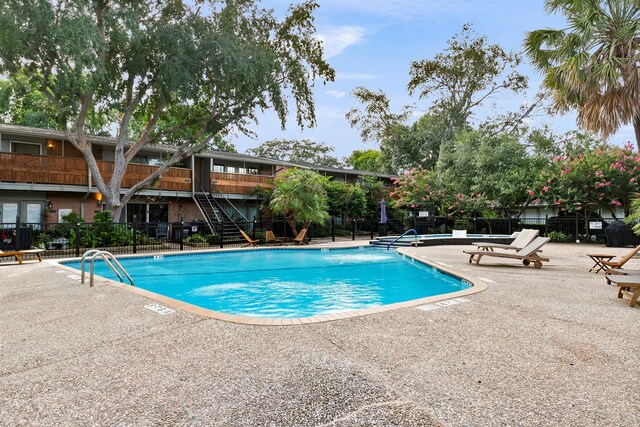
[587, 254, 615, 273]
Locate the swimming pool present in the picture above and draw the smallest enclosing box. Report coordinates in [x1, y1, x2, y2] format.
[63, 247, 475, 321]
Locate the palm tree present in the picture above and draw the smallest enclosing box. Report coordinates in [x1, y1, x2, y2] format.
[269, 168, 329, 235]
[524, 0, 640, 150]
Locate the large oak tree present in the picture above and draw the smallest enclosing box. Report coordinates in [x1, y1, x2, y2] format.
[0, 0, 334, 220]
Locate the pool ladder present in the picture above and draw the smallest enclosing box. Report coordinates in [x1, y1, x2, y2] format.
[386, 229, 418, 250]
[80, 250, 134, 288]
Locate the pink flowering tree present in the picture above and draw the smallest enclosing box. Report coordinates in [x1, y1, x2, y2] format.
[528, 142, 640, 217]
[389, 167, 485, 217]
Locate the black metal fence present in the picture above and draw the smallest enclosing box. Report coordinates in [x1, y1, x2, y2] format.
[409, 215, 615, 243]
[0, 214, 618, 261]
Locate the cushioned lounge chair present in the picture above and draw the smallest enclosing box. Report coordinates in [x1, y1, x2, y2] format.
[239, 229, 259, 248]
[292, 228, 308, 245]
[0, 248, 45, 264]
[473, 229, 539, 252]
[463, 237, 550, 269]
[265, 230, 285, 245]
[587, 244, 640, 273]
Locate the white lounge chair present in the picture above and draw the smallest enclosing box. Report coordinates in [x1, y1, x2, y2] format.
[472, 229, 539, 252]
[463, 237, 550, 269]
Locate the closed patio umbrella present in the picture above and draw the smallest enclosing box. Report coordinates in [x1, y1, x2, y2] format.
[380, 199, 387, 224]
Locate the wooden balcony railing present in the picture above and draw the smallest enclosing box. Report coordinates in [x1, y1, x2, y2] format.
[97, 161, 191, 192]
[0, 153, 191, 192]
[211, 172, 273, 195]
[0, 152, 89, 186]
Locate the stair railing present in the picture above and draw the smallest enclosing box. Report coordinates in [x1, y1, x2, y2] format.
[211, 181, 249, 223]
[386, 229, 418, 250]
[194, 180, 222, 223]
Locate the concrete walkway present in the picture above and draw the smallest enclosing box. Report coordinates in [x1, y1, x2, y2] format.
[1, 243, 639, 426]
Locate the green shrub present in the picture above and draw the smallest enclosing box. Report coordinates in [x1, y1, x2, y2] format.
[547, 231, 568, 242]
[61, 211, 85, 224]
[206, 234, 222, 245]
[185, 233, 207, 244]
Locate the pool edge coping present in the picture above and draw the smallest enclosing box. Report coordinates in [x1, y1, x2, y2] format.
[52, 245, 488, 326]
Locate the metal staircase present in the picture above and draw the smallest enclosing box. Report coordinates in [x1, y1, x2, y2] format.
[193, 180, 250, 242]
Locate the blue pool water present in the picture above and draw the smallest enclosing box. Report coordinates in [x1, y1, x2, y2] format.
[64, 247, 470, 318]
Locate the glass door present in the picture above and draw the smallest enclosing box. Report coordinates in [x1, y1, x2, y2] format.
[1, 202, 18, 225]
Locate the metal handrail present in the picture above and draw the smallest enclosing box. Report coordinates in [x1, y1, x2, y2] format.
[194, 179, 222, 223]
[80, 249, 134, 287]
[386, 228, 418, 250]
[211, 181, 249, 222]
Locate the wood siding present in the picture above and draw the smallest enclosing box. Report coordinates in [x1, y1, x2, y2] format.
[211, 172, 273, 195]
[97, 161, 192, 192]
[0, 153, 192, 192]
[0, 153, 88, 185]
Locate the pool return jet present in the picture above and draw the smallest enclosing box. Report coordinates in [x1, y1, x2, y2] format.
[386, 229, 418, 250]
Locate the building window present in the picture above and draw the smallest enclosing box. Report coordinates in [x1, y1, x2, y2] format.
[11, 141, 42, 155]
[26, 203, 42, 225]
[126, 203, 147, 223]
[1, 202, 18, 224]
[213, 164, 224, 172]
[238, 167, 247, 175]
[149, 204, 168, 223]
[126, 203, 168, 223]
[131, 153, 163, 165]
[227, 166, 236, 173]
[248, 167, 259, 175]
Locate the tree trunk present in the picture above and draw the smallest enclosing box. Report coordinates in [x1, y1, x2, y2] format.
[287, 215, 298, 236]
[634, 114, 640, 152]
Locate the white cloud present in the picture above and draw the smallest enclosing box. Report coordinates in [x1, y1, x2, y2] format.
[316, 26, 365, 58]
[326, 90, 346, 99]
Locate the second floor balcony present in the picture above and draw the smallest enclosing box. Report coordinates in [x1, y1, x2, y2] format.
[0, 152, 273, 195]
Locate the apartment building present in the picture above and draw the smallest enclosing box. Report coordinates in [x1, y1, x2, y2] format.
[0, 124, 391, 228]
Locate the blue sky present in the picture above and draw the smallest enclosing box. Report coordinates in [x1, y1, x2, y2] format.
[232, 0, 635, 159]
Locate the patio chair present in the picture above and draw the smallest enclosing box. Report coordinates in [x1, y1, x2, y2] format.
[265, 230, 285, 246]
[156, 222, 169, 240]
[603, 274, 640, 307]
[463, 237, 550, 269]
[473, 229, 539, 252]
[587, 244, 640, 273]
[0, 248, 45, 265]
[239, 229, 259, 248]
[292, 228, 308, 245]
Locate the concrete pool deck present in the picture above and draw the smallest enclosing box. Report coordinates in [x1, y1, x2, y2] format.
[1, 242, 639, 426]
